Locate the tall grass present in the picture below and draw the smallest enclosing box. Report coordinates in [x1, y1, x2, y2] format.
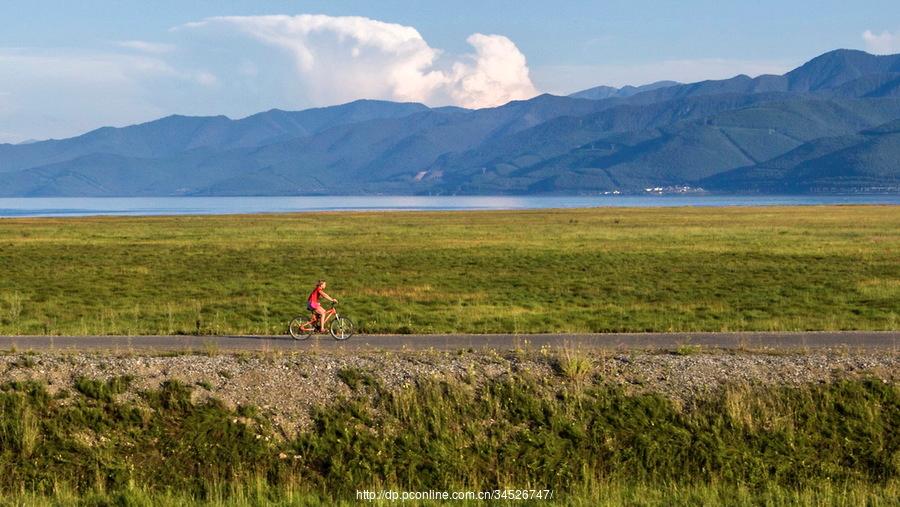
[1, 291, 23, 332]
[556, 346, 593, 385]
[0, 206, 897, 335]
[0, 374, 895, 503]
[2, 481, 897, 506]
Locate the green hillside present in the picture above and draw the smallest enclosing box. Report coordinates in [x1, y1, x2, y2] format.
[706, 119, 900, 193]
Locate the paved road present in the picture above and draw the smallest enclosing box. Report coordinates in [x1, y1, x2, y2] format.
[0, 331, 897, 352]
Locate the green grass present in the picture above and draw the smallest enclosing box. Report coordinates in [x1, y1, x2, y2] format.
[73, 375, 133, 402]
[1, 482, 898, 506]
[335, 367, 380, 390]
[0, 206, 898, 335]
[673, 344, 703, 356]
[0, 374, 895, 504]
[555, 346, 593, 384]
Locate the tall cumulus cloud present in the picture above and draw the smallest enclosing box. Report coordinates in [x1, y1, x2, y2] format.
[1, 14, 539, 142]
[177, 14, 538, 109]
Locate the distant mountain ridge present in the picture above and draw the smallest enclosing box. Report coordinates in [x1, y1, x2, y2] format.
[568, 81, 680, 100]
[1, 49, 899, 196]
[0, 100, 430, 173]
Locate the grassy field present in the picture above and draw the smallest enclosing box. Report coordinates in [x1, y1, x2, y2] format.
[0, 206, 897, 335]
[0, 370, 896, 505]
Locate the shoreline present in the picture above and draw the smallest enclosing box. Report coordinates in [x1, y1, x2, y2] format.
[2, 196, 899, 219]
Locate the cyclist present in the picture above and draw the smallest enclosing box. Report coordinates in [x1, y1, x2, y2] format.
[308, 280, 338, 332]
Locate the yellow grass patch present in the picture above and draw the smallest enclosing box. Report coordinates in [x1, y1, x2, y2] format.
[857, 279, 900, 299]
[360, 285, 434, 299]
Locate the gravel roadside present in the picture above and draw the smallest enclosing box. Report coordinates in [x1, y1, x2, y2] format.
[2, 348, 897, 435]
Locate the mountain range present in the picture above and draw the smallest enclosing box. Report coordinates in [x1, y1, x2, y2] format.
[1, 49, 899, 196]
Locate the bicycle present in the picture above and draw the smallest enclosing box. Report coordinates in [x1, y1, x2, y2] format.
[289, 302, 354, 340]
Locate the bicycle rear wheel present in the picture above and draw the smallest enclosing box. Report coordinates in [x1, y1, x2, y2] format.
[330, 317, 354, 340]
[289, 316, 315, 340]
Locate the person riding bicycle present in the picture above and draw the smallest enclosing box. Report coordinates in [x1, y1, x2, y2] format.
[307, 280, 338, 332]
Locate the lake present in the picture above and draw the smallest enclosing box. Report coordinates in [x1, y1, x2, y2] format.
[0, 195, 898, 218]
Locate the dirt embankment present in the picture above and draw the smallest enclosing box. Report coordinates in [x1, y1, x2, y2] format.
[2, 348, 897, 435]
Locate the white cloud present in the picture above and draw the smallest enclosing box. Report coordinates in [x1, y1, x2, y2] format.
[177, 14, 537, 108]
[532, 58, 797, 96]
[193, 71, 219, 87]
[863, 30, 900, 55]
[1, 13, 537, 142]
[448, 34, 538, 107]
[117, 40, 176, 54]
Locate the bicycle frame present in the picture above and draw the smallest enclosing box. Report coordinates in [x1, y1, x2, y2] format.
[306, 305, 337, 328]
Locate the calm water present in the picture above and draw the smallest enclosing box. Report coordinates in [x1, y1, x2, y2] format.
[0, 195, 898, 218]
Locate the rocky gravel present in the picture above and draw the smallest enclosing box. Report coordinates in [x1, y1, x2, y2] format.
[1, 347, 896, 435]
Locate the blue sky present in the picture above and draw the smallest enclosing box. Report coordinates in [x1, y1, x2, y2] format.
[1, 1, 899, 142]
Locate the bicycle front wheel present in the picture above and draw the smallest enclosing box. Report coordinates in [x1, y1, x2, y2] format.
[289, 316, 315, 340]
[330, 317, 354, 340]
